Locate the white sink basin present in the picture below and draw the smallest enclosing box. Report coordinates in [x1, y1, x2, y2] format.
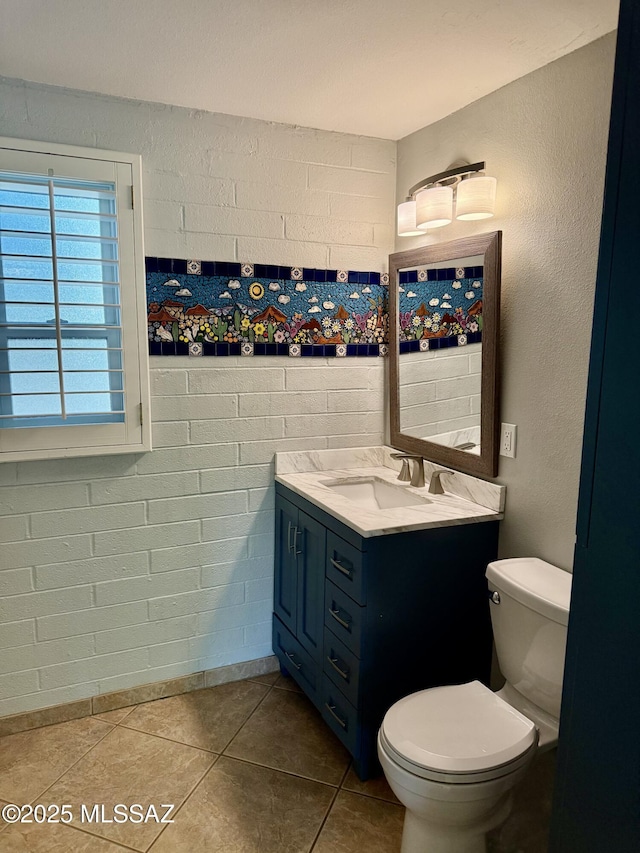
[324, 477, 431, 511]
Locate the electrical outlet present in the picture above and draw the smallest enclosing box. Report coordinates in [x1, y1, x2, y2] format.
[500, 423, 517, 458]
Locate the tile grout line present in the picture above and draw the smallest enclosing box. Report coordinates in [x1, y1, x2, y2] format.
[338, 760, 402, 805]
[307, 771, 344, 852]
[52, 679, 279, 768]
[31, 721, 219, 853]
[21, 718, 117, 807]
[221, 680, 354, 789]
[55, 821, 142, 852]
[2, 676, 403, 849]
[145, 675, 333, 853]
[218, 679, 277, 755]
[95, 705, 137, 726]
[116, 721, 223, 754]
[144, 753, 222, 853]
[220, 680, 345, 777]
[215, 753, 341, 790]
[339, 787, 402, 805]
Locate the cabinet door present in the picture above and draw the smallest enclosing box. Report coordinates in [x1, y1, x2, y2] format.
[296, 510, 326, 663]
[274, 496, 298, 635]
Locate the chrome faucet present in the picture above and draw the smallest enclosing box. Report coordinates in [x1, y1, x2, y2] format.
[428, 469, 452, 494]
[390, 453, 426, 488]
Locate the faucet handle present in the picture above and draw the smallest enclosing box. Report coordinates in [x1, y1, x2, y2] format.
[397, 458, 411, 482]
[390, 453, 413, 481]
[389, 453, 426, 487]
[428, 469, 451, 495]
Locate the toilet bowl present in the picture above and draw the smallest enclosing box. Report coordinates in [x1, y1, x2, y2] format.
[378, 557, 572, 853]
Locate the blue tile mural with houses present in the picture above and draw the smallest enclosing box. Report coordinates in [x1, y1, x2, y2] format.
[397, 263, 484, 352]
[145, 258, 483, 357]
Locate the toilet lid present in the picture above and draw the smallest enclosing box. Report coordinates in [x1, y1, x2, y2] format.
[381, 681, 537, 774]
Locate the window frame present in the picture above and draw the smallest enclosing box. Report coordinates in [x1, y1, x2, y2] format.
[0, 137, 151, 462]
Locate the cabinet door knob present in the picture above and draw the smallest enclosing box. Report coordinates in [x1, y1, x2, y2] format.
[329, 607, 351, 631]
[330, 558, 353, 578]
[284, 651, 302, 671]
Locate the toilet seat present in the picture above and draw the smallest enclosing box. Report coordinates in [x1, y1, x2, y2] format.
[380, 680, 538, 784]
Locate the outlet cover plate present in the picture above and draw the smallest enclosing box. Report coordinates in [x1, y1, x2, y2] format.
[500, 423, 517, 458]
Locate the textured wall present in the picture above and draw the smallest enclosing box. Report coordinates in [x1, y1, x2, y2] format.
[395, 34, 616, 569]
[0, 78, 394, 716]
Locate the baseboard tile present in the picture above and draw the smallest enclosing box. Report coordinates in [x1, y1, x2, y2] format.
[0, 655, 279, 738]
[0, 699, 92, 739]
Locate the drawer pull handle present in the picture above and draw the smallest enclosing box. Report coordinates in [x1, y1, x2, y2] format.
[294, 527, 302, 556]
[330, 558, 353, 578]
[327, 655, 349, 680]
[287, 521, 294, 554]
[284, 651, 302, 671]
[329, 607, 351, 631]
[325, 702, 347, 729]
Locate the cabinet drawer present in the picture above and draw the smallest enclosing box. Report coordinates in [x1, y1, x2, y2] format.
[272, 616, 320, 705]
[324, 626, 360, 707]
[320, 674, 360, 757]
[325, 580, 364, 658]
[326, 531, 365, 605]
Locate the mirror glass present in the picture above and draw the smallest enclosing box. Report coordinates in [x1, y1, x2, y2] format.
[398, 252, 484, 454]
[389, 233, 501, 478]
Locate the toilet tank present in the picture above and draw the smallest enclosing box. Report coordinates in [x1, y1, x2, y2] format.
[486, 558, 572, 720]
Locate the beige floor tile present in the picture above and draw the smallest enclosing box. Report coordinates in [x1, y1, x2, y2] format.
[150, 756, 335, 853]
[341, 765, 400, 804]
[0, 801, 9, 832]
[0, 717, 112, 804]
[247, 671, 280, 686]
[45, 725, 214, 851]
[0, 822, 128, 852]
[122, 680, 269, 752]
[274, 673, 303, 692]
[94, 707, 135, 725]
[313, 790, 405, 853]
[225, 688, 350, 786]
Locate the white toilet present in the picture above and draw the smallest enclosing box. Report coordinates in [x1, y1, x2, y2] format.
[377, 557, 572, 853]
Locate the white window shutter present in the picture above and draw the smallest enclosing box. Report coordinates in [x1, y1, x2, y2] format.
[0, 139, 151, 461]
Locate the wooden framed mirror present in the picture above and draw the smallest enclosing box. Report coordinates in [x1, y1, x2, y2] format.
[389, 231, 501, 478]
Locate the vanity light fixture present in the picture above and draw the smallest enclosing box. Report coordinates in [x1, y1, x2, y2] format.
[415, 184, 453, 230]
[396, 200, 423, 237]
[397, 161, 497, 236]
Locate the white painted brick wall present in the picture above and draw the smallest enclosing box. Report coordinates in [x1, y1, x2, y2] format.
[399, 345, 482, 438]
[0, 76, 393, 715]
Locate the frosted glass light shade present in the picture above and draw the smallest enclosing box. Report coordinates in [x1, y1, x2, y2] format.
[397, 200, 423, 237]
[456, 175, 497, 220]
[416, 185, 453, 230]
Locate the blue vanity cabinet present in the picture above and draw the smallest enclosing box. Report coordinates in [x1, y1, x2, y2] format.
[274, 496, 298, 635]
[272, 482, 498, 780]
[273, 494, 326, 665]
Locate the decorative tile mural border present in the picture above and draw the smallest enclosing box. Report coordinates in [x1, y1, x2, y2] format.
[146, 258, 483, 357]
[397, 263, 483, 346]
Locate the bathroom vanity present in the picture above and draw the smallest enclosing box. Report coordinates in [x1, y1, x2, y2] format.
[272, 447, 505, 779]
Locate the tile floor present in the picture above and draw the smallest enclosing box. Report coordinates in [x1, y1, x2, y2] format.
[0, 672, 554, 852]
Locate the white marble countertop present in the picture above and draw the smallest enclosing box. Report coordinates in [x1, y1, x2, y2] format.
[275, 446, 505, 538]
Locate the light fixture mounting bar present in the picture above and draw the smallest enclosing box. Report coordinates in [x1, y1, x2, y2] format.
[406, 161, 486, 200]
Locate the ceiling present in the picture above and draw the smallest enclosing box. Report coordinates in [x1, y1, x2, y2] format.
[0, 0, 619, 140]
